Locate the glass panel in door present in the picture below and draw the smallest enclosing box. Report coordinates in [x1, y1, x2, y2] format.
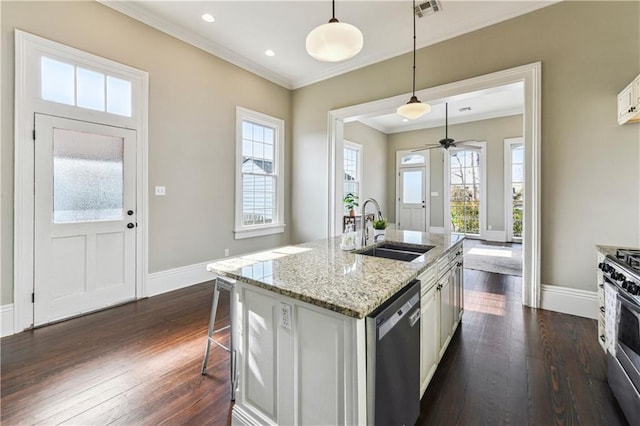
[449, 150, 480, 236]
[511, 144, 524, 239]
[53, 129, 124, 223]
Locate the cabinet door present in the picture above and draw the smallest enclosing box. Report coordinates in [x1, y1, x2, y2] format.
[438, 273, 453, 359]
[618, 83, 634, 124]
[634, 76, 640, 108]
[453, 260, 464, 322]
[420, 284, 439, 396]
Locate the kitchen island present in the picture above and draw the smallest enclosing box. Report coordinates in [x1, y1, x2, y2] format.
[207, 229, 464, 425]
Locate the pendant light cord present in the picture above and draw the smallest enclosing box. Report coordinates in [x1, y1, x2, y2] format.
[332, 0, 335, 19]
[412, 0, 416, 97]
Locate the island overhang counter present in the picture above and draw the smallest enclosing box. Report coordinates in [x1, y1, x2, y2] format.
[207, 229, 464, 426]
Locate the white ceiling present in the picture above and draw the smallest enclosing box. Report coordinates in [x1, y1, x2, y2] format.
[100, 0, 558, 90]
[360, 81, 524, 134]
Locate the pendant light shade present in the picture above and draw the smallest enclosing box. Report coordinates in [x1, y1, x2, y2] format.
[397, 0, 431, 120]
[306, 1, 363, 62]
[397, 95, 432, 119]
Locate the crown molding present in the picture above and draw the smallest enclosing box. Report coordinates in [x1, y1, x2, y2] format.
[97, 0, 293, 89]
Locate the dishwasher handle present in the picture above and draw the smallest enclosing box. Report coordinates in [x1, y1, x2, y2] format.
[409, 308, 420, 328]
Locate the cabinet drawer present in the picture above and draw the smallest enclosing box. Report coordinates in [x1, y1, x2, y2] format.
[437, 256, 450, 275]
[420, 266, 437, 292]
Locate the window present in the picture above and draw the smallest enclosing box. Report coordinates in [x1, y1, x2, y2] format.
[235, 107, 285, 239]
[41, 56, 132, 117]
[343, 141, 362, 214]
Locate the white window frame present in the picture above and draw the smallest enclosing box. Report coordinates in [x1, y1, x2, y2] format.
[234, 107, 285, 239]
[343, 140, 362, 213]
[13, 30, 149, 333]
[444, 141, 487, 239]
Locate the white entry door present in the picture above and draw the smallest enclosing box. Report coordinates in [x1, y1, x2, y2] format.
[34, 114, 137, 326]
[399, 166, 426, 231]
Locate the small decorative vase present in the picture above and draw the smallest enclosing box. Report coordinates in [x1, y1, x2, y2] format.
[374, 228, 386, 239]
[349, 209, 356, 217]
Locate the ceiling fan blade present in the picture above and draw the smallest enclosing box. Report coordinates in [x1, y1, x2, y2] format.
[412, 145, 442, 152]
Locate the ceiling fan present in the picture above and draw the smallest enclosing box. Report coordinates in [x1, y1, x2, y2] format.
[412, 102, 477, 152]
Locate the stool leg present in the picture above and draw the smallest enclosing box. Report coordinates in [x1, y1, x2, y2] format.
[201, 285, 220, 375]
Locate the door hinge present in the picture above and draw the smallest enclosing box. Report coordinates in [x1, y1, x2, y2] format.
[32, 292, 35, 303]
[32, 129, 36, 140]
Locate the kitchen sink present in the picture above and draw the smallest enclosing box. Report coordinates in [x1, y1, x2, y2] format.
[356, 243, 434, 262]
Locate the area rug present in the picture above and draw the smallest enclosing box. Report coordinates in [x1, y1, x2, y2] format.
[462, 239, 522, 276]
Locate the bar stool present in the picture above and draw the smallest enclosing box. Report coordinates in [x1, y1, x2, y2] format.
[201, 276, 238, 401]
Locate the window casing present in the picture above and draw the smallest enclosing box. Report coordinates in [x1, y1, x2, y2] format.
[235, 107, 285, 239]
[343, 141, 362, 214]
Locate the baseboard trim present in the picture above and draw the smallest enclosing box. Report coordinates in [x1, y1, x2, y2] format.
[1, 304, 15, 337]
[429, 226, 444, 234]
[147, 261, 217, 297]
[540, 284, 597, 319]
[484, 230, 507, 242]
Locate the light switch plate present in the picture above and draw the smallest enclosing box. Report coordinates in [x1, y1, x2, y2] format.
[431, 191, 439, 197]
[155, 186, 166, 196]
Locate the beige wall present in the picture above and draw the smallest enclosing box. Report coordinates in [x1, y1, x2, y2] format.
[292, 1, 640, 292]
[388, 115, 523, 230]
[344, 122, 388, 217]
[1, 1, 292, 304]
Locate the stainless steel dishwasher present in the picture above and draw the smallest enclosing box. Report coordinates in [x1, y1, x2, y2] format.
[366, 280, 421, 426]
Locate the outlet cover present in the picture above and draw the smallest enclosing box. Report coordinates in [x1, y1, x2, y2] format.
[279, 303, 292, 330]
[155, 186, 166, 196]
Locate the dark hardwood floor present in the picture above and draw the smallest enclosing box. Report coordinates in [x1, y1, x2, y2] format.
[0, 270, 628, 425]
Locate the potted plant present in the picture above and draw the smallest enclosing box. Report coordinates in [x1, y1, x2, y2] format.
[343, 192, 359, 217]
[372, 217, 388, 238]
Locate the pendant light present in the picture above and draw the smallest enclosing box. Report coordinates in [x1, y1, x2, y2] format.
[306, 0, 364, 62]
[397, 0, 431, 120]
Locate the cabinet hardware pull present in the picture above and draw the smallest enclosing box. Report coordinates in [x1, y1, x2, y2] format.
[600, 335, 605, 342]
[600, 306, 605, 313]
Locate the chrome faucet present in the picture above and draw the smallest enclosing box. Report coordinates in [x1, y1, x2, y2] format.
[360, 198, 383, 247]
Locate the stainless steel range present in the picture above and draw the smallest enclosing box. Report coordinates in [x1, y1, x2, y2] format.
[598, 249, 640, 424]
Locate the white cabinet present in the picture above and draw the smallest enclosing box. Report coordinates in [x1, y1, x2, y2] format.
[419, 279, 439, 396]
[617, 74, 640, 125]
[232, 282, 367, 426]
[438, 269, 454, 360]
[452, 252, 464, 325]
[418, 241, 464, 396]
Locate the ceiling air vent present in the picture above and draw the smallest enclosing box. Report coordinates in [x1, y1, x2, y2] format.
[415, 0, 443, 18]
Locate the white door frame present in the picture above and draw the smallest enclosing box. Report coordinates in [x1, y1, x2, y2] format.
[328, 63, 541, 308]
[395, 150, 430, 232]
[13, 30, 149, 332]
[504, 137, 524, 242]
[443, 141, 487, 239]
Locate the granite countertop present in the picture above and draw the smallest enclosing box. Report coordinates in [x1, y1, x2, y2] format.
[207, 228, 464, 319]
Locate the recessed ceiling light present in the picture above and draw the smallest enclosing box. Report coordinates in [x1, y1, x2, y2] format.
[265, 49, 276, 57]
[201, 13, 215, 23]
[402, 118, 409, 122]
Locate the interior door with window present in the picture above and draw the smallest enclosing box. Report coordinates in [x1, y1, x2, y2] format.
[34, 114, 137, 325]
[399, 167, 426, 231]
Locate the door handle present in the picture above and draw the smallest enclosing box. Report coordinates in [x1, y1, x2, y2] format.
[409, 309, 420, 327]
[127, 210, 134, 216]
[127, 223, 135, 229]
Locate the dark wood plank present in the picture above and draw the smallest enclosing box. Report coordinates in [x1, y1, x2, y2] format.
[1, 270, 628, 425]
